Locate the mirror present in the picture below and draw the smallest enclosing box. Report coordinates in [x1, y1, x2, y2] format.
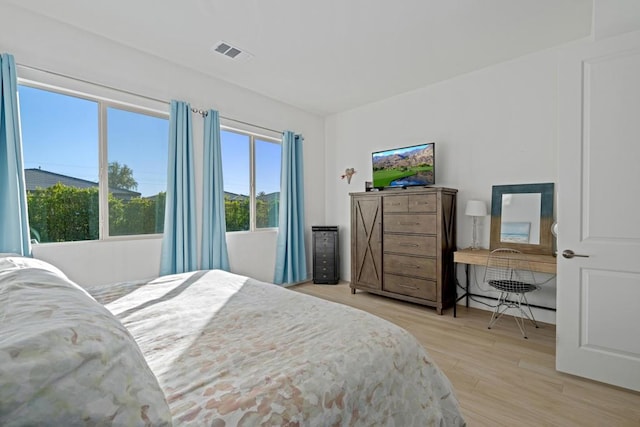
[490, 183, 554, 255]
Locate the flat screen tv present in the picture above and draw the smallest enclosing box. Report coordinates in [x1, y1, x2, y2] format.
[372, 142, 435, 189]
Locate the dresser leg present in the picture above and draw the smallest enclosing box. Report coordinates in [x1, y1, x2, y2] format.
[351, 287, 356, 294]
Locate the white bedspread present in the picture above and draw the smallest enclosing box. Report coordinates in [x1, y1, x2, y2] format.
[91, 270, 465, 426]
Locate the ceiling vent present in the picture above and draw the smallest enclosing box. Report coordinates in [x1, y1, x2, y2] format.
[211, 41, 252, 61]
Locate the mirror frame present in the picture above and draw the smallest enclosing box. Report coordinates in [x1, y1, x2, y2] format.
[489, 182, 555, 255]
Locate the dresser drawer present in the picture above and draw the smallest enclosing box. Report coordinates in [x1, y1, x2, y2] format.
[383, 254, 436, 278]
[384, 214, 436, 234]
[384, 274, 436, 300]
[383, 195, 408, 213]
[313, 254, 336, 267]
[383, 194, 437, 213]
[408, 194, 437, 212]
[384, 234, 436, 256]
[314, 233, 336, 247]
[316, 272, 336, 282]
[314, 245, 335, 257]
[314, 264, 335, 275]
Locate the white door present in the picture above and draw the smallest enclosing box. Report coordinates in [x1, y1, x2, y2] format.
[557, 30, 640, 392]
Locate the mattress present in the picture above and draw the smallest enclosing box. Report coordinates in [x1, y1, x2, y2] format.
[91, 269, 465, 426]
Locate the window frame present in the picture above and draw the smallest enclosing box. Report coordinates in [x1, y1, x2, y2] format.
[17, 71, 169, 242]
[220, 124, 282, 233]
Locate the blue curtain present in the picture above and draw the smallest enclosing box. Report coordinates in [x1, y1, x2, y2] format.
[274, 131, 306, 285]
[201, 109, 230, 271]
[160, 100, 197, 275]
[0, 53, 31, 256]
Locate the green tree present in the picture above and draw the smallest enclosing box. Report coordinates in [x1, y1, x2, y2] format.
[27, 183, 99, 243]
[27, 184, 165, 242]
[110, 192, 166, 236]
[108, 161, 138, 191]
[256, 192, 279, 228]
[225, 196, 250, 231]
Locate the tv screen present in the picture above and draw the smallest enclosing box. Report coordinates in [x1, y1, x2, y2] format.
[372, 142, 435, 189]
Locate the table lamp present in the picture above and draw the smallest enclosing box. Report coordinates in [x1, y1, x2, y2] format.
[465, 200, 487, 250]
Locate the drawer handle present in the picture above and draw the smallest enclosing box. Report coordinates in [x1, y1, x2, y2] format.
[399, 243, 419, 247]
[399, 222, 420, 226]
[401, 264, 421, 269]
[397, 284, 419, 290]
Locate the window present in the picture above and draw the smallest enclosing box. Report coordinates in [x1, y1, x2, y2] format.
[19, 84, 169, 243]
[220, 129, 281, 232]
[106, 107, 168, 236]
[255, 138, 281, 228]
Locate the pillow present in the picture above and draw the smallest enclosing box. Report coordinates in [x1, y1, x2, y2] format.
[0, 258, 172, 426]
[0, 255, 68, 278]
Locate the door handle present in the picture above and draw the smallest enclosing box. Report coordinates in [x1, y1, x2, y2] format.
[562, 249, 589, 259]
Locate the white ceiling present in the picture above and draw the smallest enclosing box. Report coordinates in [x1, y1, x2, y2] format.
[6, 0, 592, 116]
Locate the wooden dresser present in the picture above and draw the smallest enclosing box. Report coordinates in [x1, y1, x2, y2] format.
[350, 187, 457, 314]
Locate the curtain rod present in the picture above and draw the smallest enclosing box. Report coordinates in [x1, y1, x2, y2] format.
[16, 62, 283, 135]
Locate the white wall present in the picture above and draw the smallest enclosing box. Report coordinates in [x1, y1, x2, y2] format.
[593, 0, 640, 40]
[325, 48, 561, 323]
[0, 4, 325, 286]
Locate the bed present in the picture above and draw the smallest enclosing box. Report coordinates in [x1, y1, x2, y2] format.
[0, 255, 465, 426]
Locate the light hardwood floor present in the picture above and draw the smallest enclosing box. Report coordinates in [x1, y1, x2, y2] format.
[292, 282, 640, 426]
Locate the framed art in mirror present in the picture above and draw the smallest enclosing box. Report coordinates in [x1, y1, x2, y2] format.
[489, 182, 554, 255]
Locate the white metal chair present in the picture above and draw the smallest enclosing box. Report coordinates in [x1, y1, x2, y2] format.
[482, 248, 540, 338]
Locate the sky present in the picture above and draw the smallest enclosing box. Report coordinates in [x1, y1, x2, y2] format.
[18, 85, 281, 197]
[220, 129, 281, 197]
[372, 142, 432, 159]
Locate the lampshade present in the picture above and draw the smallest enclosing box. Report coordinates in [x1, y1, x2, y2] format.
[465, 200, 487, 217]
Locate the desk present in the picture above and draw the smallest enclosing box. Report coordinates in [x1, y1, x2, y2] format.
[453, 248, 557, 317]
